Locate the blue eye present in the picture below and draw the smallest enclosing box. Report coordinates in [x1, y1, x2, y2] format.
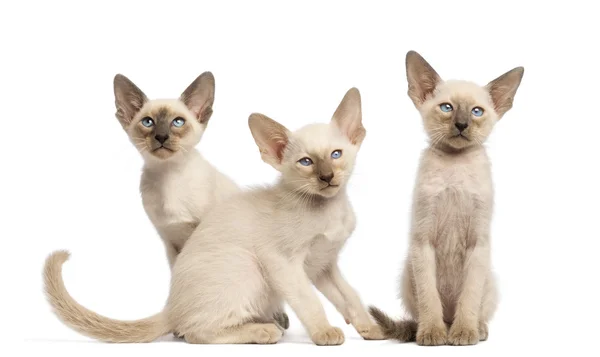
[440, 103, 453, 112]
[298, 157, 313, 166]
[141, 117, 154, 127]
[331, 150, 342, 159]
[472, 107, 484, 117]
[172, 117, 185, 127]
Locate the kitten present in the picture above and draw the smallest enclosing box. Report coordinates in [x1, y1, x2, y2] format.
[113, 73, 289, 330]
[369, 51, 524, 346]
[44, 88, 383, 345]
[113, 72, 239, 268]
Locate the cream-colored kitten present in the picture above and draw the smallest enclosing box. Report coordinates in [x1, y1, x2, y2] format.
[370, 51, 524, 346]
[113, 72, 239, 267]
[44, 88, 383, 345]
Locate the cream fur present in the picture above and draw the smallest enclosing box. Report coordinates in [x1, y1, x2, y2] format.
[44, 87, 382, 345]
[370, 51, 523, 346]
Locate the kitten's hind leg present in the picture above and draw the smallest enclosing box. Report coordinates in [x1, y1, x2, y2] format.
[184, 323, 283, 344]
[273, 310, 290, 330]
[478, 273, 497, 342]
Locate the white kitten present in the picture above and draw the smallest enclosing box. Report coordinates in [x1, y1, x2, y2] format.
[370, 51, 524, 346]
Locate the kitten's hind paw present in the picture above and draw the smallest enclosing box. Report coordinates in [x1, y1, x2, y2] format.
[478, 322, 489, 341]
[273, 311, 290, 330]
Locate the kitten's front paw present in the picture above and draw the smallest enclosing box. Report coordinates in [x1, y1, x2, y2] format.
[311, 326, 345, 346]
[355, 324, 385, 340]
[448, 323, 479, 346]
[416, 323, 447, 346]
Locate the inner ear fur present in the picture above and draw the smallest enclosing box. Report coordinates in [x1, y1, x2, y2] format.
[248, 113, 290, 168]
[113, 74, 148, 128]
[405, 50, 442, 107]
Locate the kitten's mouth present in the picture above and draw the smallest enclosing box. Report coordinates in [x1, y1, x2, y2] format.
[320, 184, 339, 190]
[152, 146, 174, 152]
[452, 133, 470, 141]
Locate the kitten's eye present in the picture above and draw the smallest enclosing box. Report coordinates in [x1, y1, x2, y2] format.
[331, 150, 342, 159]
[298, 157, 313, 166]
[141, 117, 154, 127]
[471, 107, 484, 117]
[172, 117, 185, 127]
[440, 103, 453, 112]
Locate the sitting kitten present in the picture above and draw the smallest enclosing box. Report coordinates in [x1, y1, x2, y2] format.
[44, 88, 383, 345]
[113, 72, 238, 267]
[370, 51, 524, 346]
[113, 73, 288, 329]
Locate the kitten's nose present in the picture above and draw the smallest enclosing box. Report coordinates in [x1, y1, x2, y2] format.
[319, 173, 334, 184]
[155, 134, 169, 144]
[455, 122, 468, 132]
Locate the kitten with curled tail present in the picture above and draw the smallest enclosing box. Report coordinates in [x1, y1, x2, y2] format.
[112, 73, 288, 329]
[370, 51, 524, 346]
[44, 88, 383, 345]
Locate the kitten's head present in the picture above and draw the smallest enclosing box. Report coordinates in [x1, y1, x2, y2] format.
[406, 51, 524, 151]
[249, 88, 365, 199]
[113, 72, 215, 161]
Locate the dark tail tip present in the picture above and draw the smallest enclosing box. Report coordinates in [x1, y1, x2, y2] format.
[369, 305, 417, 342]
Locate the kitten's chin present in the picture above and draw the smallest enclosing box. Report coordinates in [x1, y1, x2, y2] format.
[141, 146, 180, 161]
[434, 135, 481, 151]
[315, 184, 342, 198]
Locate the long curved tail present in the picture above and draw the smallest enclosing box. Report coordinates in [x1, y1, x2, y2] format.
[43, 250, 171, 343]
[369, 306, 417, 342]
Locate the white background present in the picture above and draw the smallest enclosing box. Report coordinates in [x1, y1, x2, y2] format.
[4, 0, 600, 356]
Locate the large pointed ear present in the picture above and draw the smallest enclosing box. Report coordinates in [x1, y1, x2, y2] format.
[331, 87, 366, 145]
[113, 74, 148, 128]
[486, 67, 524, 118]
[406, 51, 442, 107]
[248, 113, 290, 169]
[180, 72, 215, 124]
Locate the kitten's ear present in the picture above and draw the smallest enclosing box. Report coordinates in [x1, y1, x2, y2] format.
[486, 67, 524, 118]
[113, 74, 148, 128]
[406, 51, 442, 107]
[248, 113, 290, 169]
[331, 87, 366, 145]
[180, 72, 215, 124]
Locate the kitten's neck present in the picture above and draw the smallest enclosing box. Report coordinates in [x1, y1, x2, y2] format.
[429, 141, 485, 157]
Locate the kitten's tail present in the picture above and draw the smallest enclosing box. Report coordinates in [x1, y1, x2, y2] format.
[369, 306, 417, 342]
[43, 250, 171, 343]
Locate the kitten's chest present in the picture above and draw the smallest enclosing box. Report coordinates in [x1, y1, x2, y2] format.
[141, 168, 212, 227]
[301, 203, 356, 278]
[418, 151, 493, 208]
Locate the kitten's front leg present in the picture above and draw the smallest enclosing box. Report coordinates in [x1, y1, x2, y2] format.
[411, 242, 447, 346]
[163, 240, 178, 270]
[266, 257, 344, 346]
[448, 244, 489, 346]
[315, 265, 384, 340]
